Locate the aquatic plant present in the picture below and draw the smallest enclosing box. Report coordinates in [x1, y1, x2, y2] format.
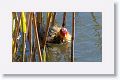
[12, 12, 74, 62]
[71, 12, 75, 62]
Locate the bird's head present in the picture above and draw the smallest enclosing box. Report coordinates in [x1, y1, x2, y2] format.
[59, 27, 68, 39]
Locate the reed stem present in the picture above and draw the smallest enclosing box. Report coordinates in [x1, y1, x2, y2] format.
[21, 12, 27, 62]
[42, 12, 52, 48]
[51, 12, 56, 26]
[62, 12, 66, 27]
[32, 12, 42, 62]
[71, 12, 75, 62]
[32, 40, 37, 61]
[12, 12, 19, 61]
[37, 12, 42, 27]
[42, 12, 52, 61]
[30, 13, 33, 61]
[36, 12, 42, 42]
[23, 33, 27, 62]
[26, 13, 33, 61]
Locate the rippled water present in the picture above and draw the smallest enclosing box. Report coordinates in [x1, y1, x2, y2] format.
[74, 12, 102, 62]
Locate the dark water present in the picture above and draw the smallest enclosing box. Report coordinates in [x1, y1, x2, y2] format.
[17, 12, 102, 62]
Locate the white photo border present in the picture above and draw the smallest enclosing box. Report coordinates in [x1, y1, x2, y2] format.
[0, 0, 114, 74]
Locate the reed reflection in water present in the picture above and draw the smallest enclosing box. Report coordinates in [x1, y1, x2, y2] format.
[74, 12, 102, 62]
